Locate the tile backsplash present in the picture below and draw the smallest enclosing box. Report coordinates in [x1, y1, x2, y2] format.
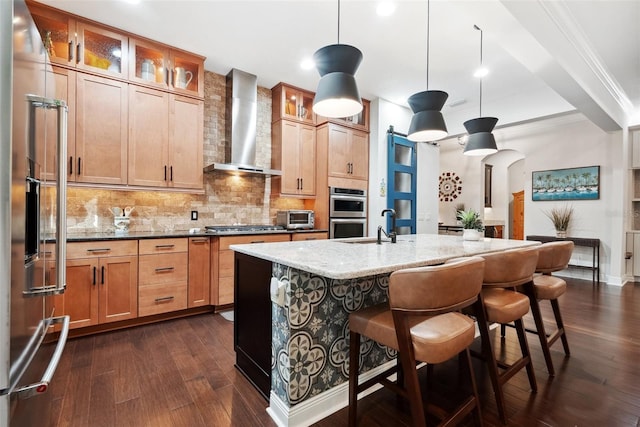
[66, 70, 305, 235]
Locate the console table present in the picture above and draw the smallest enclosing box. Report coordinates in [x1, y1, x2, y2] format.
[526, 235, 600, 284]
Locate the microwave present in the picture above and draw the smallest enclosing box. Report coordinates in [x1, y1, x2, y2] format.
[276, 210, 315, 230]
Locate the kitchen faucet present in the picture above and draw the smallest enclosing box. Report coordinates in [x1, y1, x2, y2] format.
[378, 209, 397, 244]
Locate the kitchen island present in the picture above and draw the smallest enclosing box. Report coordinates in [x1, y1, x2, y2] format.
[230, 234, 539, 427]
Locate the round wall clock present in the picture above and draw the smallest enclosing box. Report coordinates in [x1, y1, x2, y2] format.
[439, 172, 462, 202]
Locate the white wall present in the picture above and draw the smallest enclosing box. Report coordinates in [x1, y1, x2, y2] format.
[369, 99, 439, 236]
[440, 112, 626, 285]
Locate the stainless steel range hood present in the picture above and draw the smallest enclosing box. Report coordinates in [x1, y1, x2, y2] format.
[204, 68, 281, 176]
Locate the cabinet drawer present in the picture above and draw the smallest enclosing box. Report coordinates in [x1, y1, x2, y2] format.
[139, 253, 188, 285]
[67, 240, 138, 259]
[138, 283, 187, 316]
[139, 238, 188, 255]
[291, 232, 328, 241]
[219, 234, 290, 250]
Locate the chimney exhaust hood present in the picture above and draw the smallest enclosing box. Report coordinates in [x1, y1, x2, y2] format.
[204, 68, 281, 176]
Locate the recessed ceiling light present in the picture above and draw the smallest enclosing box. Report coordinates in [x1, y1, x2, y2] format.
[377, 1, 396, 17]
[474, 67, 489, 78]
[300, 57, 315, 70]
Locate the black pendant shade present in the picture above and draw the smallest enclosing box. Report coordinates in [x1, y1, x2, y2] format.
[462, 117, 498, 156]
[313, 44, 363, 118]
[407, 90, 449, 142]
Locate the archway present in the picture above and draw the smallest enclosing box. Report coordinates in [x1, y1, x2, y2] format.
[482, 150, 525, 239]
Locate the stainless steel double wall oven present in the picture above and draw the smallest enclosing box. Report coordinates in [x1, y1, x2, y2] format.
[329, 187, 367, 239]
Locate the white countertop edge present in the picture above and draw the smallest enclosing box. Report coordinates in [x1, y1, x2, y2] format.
[230, 235, 540, 280]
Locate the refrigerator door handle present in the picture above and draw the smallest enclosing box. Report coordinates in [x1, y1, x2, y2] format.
[55, 100, 68, 295]
[0, 315, 70, 397]
[13, 316, 71, 399]
[23, 96, 68, 296]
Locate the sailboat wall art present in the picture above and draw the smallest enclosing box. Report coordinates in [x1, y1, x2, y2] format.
[532, 165, 600, 201]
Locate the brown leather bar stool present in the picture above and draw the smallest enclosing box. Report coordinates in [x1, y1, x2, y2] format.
[348, 257, 485, 427]
[525, 240, 574, 376]
[473, 247, 539, 424]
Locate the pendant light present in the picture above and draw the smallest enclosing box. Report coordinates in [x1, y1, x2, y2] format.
[463, 25, 498, 156]
[407, 0, 448, 142]
[313, 0, 363, 118]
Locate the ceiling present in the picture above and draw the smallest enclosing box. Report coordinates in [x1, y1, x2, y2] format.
[36, 0, 640, 135]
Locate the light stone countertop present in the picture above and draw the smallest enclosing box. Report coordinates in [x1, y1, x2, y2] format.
[230, 233, 540, 280]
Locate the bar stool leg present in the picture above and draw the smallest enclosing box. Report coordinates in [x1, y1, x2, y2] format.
[473, 297, 508, 424]
[524, 282, 555, 376]
[551, 299, 571, 355]
[461, 348, 483, 426]
[349, 330, 360, 427]
[514, 318, 537, 392]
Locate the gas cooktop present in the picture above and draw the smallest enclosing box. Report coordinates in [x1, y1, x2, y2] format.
[205, 224, 286, 233]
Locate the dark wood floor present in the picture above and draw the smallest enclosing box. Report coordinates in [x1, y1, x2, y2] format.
[48, 278, 640, 427]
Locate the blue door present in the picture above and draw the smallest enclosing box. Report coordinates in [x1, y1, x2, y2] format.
[387, 128, 417, 234]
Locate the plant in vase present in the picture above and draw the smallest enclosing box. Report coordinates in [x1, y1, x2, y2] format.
[544, 205, 573, 238]
[456, 209, 484, 241]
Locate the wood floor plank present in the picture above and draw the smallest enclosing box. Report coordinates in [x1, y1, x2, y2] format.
[52, 279, 640, 427]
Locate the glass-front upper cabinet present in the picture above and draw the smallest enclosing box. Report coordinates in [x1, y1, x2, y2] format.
[271, 83, 316, 124]
[75, 22, 128, 78]
[129, 39, 203, 97]
[170, 50, 204, 97]
[28, 3, 128, 79]
[129, 38, 170, 88]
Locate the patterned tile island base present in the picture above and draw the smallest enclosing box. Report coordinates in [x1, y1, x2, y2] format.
[270, 263, 396, 406]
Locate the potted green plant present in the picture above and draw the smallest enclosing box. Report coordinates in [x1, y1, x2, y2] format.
[456, 209, 484, 241]
[544, 205, 573, 238]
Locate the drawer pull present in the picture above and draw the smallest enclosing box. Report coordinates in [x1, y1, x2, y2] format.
[155, 244, 175, 249]
[155, 296, 174, 303]
[155, 267, 175, 273]
[87, 248, 110, 253]
[191, 238, 208, 243]
[250, 240, 265, 244]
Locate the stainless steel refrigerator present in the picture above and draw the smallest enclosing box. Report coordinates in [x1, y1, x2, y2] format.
[1, 0, 70, 425]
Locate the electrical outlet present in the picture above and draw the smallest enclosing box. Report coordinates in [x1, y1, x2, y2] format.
[191, 210, 198, 221]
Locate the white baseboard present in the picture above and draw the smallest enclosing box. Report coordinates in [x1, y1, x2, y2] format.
[267, 360, 396, 427]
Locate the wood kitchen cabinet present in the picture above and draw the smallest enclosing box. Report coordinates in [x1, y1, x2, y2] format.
[188, 237, 211, 308]
[319, 123, 369, 188]
[271, 120, 316, 197]
[60, 240, 138, 330]
[128, 85, 204, 189]
[28, 2, 129, 79]
[271, 83, 315, 124]
[212, 234, 290, 306]
[129, 37, 204, 98]
[138, 238, 188, 316]
[37, 66, 128, 185]
[75, 72, 128, 184]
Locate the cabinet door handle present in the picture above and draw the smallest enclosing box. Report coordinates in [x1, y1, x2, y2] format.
[101, 266, 105, 285]
[164, 165, 167, 181]
[155, 244, 175, 249]
[69, 156, 73, 175]
[76, 43, 81, 64]
[300, 178, 303, 189]
[170, 166, 173, 182]
[191, 238, 208, 243]
[155, 296, 174, 303]
[77, 157, 81, 175]
[92, 266, 96, 286]
[87, 248, 110, 253]
[250, 240, 265, 244]
[305, 237, 317, 241]
[165, 67, 169, 86]
[68, 41, 74, 61]
[155, 267, 175, 273]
